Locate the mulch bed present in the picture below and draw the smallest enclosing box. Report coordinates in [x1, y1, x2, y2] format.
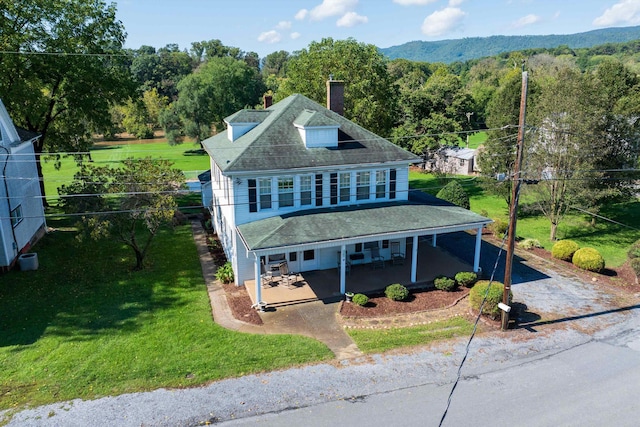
[221, 282, 263, 325]
[340, 287, 470, 318]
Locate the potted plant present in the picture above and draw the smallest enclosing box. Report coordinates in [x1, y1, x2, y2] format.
[345, 291, 354, 302]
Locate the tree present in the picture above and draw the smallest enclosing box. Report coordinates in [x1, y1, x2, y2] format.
[0, 0, 135, 200]
[261, 50, 290, 77]
[436, 180, 470, 209]
[168, 56, 265, 144]
[58, 158, 185, 270]
[130, 44, 193, 100]
[276, 38, 398, 136]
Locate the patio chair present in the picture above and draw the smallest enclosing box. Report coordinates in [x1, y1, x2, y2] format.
[370, 246, 385, 269]
[260, 261, 277, 287]
[390, 241, 405, 266]
[337, 251, 351, 275]
[278, 261, 300, 288]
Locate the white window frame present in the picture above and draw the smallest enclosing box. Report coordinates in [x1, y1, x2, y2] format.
[300, 175, 313, 206]
[356, 171, 370, 201]
[10, 204, 23, 227]
[278, 176, 294, 208]
[259, 178, 272, 210]
[375, 170, 387, 199]
[339, 172, 351, 203]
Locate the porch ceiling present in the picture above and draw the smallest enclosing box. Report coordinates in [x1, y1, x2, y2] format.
[237, 191, 491, 252]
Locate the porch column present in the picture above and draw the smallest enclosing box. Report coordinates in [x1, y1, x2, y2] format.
[473, 226, 482, 273]
[432, 233, 437, 247]
[339, 244, 347, 294]
[254, 256, 262, 303]
[411, 235, 418, 283]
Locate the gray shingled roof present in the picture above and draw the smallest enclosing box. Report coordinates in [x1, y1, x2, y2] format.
[202, 94, 420, 173]
[225, 109, 271, 124]
[293, 109, 340, 128]
[237, 191, 491, 251]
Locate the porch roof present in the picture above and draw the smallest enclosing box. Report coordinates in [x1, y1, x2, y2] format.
[237, 191, 491, 253]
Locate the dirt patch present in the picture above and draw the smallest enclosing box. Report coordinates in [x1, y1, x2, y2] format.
[221, 282, 263, 325]
[340, 287, 469, 317]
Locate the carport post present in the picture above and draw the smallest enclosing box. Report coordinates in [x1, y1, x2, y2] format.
[432, 234, 437, 247]
[473, 226, 482, 273]
[411, 235, 418, 282]
[339, 245, 347, 294]
[254, 257, 262, 303]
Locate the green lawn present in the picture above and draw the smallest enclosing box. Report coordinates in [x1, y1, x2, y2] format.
[409, 169, 640, 267]
[347, 316, 474, 353]
[42, 140, 211, 205]
[0, 218, 332, 411]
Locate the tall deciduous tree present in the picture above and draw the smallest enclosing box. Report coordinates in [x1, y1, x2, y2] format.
[0, 0, 135, 199]
[58, 158, 185, 270]
[276, 38, 398, 137]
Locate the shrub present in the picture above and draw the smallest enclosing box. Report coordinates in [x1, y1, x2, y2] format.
[436, 181, 470, 209]
[628, 239, 640, 260]
[434, 275, 457, 291]
[215, 261, 234, 284]
[487, 218, 508, 238]
[385, 283, 409, 301]
[572, 247, 605, 273]
[519, 238, 542, 250]
[352, 293, 369, 306]
[469, 280, 511, 319]
[551, 240, 580, 262]
[454, 271, 478, 288]
[630, 258, 640, 280]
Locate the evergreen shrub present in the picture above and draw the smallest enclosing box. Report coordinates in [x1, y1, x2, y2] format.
[352, 293, 369, 306]
[454, 271, 478, 288]
[572, 247, 605, 273]
[385, 283, 409, 301]
[551, 240, 580, 261]
[434, 276, 457, 291]
[436, 181, 470, 209]
[469, 280, 510, 319]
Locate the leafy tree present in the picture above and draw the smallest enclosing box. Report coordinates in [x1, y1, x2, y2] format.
[142, 88, 169, 129]
[436, 180, 470, 209]
[261, 50, 290, 77]
[276, 38, 398, 136]
[130, 44, 192, 100]
[120, 99, 154, 139]
[0, 0, 135, 199]
[58, 158, 185, 270]
[168, 56, 265, 144]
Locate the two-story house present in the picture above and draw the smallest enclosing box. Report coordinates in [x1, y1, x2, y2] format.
[202, 80, 491, 303]
[0, 99, 46, 271]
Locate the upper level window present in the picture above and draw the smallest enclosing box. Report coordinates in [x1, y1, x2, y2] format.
[278, 177, 294, 208]
[376, 170, 386, 199]
[356, 171, 370, 201]
[10, 205, 23, 227]
[300, 175, 312, 206]
[459, 159, 466, 166]
[259, 178, 272, 209]
[339, 172, 350, 203]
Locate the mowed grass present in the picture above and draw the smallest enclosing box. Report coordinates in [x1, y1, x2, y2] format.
[42, 140, 211, 204]
[347, 316, 474, 353]
[409, 169, 640, 267]
[0, 218, 332, 411]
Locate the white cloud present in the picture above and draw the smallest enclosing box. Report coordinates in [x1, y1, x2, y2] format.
[511, 14, 541, 28]
[295, 9, 309, 20]
[276, 20, 292, 30]
[448, 0, 464, 6]
[337, 11, 368, 27]
[290, 32, 301, 40]
[393, 0, 438, 5]
[309, 0, 358, 21]
[257, 30, 282, 44]
[594, 0, 640, 26]
[421, 7, 466, 36]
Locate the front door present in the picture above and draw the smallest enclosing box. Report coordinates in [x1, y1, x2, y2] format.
[301, 249, 317, 271]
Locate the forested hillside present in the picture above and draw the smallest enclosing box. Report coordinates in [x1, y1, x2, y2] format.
[380, 26, 640, 63]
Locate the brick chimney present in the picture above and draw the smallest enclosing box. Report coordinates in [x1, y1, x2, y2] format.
[326, 75, 344, 116]
[263, 94, 273, 109]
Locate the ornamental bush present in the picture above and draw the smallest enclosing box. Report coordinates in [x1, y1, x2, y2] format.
[487, 218, 508, 238]
[385, 283, 409, 301]
[436, 180, 470, 210]
[454, 271, 478, 288]
[551, 240, 580, 262]
[434, 275, 457, 291]
[628, 239, 640, 260]
[469, 280, 511, 319]
[519, 238, 542, 250]
[352, 293, 369, 306]
[215, 261, 234, 284]
[572, 247, 605, 273]
[630, 258, 640, 281]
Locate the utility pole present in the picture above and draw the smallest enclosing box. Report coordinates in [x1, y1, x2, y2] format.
[502, 67, 528, 331]
[465, 112, 474, 147]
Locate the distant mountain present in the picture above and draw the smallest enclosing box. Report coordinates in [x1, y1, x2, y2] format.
[380, 26, 640, 63]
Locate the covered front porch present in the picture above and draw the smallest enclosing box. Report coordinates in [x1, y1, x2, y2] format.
[244, 237, 474, 307]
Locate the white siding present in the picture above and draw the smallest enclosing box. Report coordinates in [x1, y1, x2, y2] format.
[297, 127, 339, 148]
[227, 123, 258, 142]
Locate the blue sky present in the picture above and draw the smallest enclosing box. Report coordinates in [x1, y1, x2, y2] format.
[114, 0, 640, 57]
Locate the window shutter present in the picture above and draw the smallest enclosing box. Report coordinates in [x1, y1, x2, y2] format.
[248, 179, 257, 212]
[389, 169, 397, 199]
[315, 174, 323, 206]
[330, 172, 338, 205]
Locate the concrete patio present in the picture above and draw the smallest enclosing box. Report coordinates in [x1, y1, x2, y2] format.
[244, 238, 474, 307]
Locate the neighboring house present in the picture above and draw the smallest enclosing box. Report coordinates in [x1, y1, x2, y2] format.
[424, 146, 478, 176]
[0, 99, 46, 270]
[198, 170, 212, 210]
[202, 79, 491, 302]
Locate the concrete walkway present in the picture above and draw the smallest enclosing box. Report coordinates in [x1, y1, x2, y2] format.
[191, 220, 363, 359]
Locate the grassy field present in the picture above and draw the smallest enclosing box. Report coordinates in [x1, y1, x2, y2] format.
[0, 217, 332, 412]
[409, 169, 640, 267]
[42, 139, 211, 205]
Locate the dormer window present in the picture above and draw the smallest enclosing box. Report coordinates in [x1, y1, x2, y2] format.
[293, 109, 340, 148]
[224, 110, 270, 142]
